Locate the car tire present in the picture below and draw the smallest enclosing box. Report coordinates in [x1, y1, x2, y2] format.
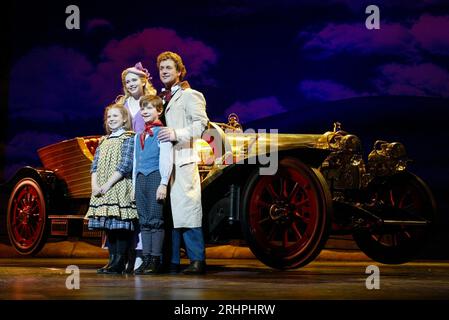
[7, 177, 48, 255]
[241, 157, 332, 269]
[353, 172, 437, 264]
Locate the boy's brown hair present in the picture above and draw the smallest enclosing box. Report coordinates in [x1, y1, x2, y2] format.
[140, 95, 164, 113]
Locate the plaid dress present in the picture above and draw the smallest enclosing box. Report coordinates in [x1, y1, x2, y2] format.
[85, 131, 138, 230]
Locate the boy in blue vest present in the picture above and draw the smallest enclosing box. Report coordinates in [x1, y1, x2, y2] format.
[133, 95, 173, 274]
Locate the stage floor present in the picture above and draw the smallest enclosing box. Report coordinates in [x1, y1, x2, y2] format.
[1, 258, 449, 300]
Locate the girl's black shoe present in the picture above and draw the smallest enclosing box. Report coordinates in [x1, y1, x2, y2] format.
[104, 255, 127, 274]
[97, 254, 116, 274]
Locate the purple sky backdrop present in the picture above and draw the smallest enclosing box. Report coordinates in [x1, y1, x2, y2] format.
[224, 97, 287, 123]
[7, 25, 220, 179]
[300, 14, 449, 59]
[10, 28, 218, 122]
[299, 80, 370, 101]
[375, 63, 449, 97]
[412, 14, 449, 54]
[297, 13, 449, 101]
[85, 18, 113, 33]
[300, 23, 417, 59]
[3, 0, 449, 181]
[91, 28, 218, 107]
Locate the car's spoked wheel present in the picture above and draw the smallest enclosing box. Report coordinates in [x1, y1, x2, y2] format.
[353, 173, 436, 264]
[242, 158, 332, 269]
[7, 178, 48, 255]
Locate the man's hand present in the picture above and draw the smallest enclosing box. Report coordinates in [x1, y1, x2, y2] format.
[158, 127, 176, 142]
[156, 184, 167, 200]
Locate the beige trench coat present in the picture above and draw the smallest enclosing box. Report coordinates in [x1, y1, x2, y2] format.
[165, 86, 209, 228]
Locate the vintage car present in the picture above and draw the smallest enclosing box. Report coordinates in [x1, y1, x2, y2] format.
[1, 120, 436, 270]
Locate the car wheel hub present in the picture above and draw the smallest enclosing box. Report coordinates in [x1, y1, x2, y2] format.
[269, 202, 291, 222]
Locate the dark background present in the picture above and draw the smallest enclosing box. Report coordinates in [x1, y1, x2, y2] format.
[2, 1, 449, 253]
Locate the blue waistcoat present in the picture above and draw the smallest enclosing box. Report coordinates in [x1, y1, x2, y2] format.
[135, 126, 161, 176]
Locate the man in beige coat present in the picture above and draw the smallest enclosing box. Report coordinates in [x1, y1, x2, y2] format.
[157, 51, 209, 274]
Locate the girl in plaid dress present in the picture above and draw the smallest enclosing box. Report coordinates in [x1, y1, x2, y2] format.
[85, 103, 137, 274]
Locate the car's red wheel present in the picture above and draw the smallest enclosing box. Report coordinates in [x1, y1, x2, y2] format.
[7, 178, 48, 255]
[353, 172, 436, 264]
[241, 157, 332, 269]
